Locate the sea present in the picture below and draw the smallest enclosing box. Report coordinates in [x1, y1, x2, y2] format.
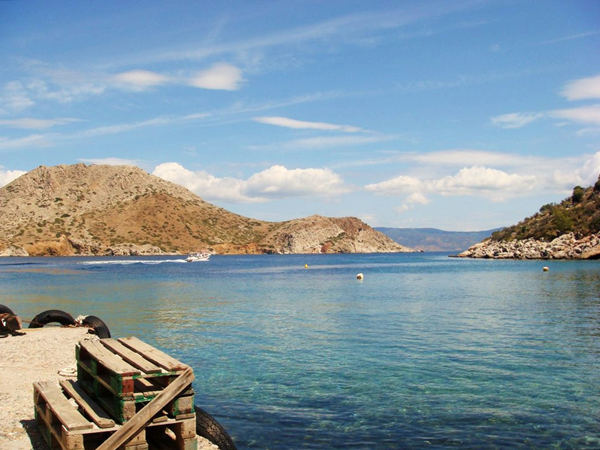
[1, 252, 600, 449]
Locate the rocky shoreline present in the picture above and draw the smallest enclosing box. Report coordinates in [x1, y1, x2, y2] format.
[455, 232, 600, 260]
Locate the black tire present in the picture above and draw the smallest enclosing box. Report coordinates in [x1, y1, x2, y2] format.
[81, 315, 111, 338]
[195, 406, 237, 450]
[0, 305, 14, 315]
[29, 309, 75, 328]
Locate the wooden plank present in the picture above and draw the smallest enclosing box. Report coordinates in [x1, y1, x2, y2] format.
[80, 339, 140, 376]
[34, 381, 93, 431]
[101, 339, 163, 374]
[96, 368, 195, 450]
[59, 380, 116, 429]
[118, 337, 189, 372]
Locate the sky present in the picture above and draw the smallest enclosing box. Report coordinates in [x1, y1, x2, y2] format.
[1, 0, 599, 231]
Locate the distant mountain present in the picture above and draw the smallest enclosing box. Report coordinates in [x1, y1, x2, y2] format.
[0, 164, 413, 256]
[375, 227, 501, 252]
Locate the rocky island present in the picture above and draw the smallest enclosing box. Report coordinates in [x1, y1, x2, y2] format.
[0, 164, 413, 256]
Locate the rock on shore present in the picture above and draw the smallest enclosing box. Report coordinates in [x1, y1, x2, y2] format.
[455, 232, 600, 259]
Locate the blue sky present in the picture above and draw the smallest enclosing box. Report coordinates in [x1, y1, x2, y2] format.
[1, 1, 599, 231]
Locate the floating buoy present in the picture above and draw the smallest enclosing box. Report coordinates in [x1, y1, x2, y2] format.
[356, 273, 364, 280]
[304, 264, 308, 269]
[543, 267, 549, 272]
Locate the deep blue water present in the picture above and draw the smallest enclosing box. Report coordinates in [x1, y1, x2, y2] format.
[1, 253, 600, 449]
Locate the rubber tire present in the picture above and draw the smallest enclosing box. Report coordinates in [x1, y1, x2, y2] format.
[195, 406, 237, 450]
[0, 305, 14, 315]
[29, 309, 75, 328]
[82, 315, 111, 339]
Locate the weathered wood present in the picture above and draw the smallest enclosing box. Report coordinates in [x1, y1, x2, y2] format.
[79, 339, 140, 376]
[34, 381, 93, 431]
[96, 368, 194, 450]
[100, 338, 163, 374]
[118, 337, 189, 372]
[59, 380, 115, 429]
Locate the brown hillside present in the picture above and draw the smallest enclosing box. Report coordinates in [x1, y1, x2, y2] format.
[0, 164, 412, 256]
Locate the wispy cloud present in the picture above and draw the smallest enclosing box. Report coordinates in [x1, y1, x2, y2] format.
[561, 74, 600, 101]
[77, 157, 144, 166]
[0, 117, 81, 129]
[153, 162, 349, 203]
[490, 112, 544, 129]
[0, 134, 55, 150]
[112, 70, 170, 90]
[253, 116, 364, 133]
[272, 134, 395, 151]
[532, 31, 599, 47]
[551, 104, 600, 126]
[189, 63, 244, 90]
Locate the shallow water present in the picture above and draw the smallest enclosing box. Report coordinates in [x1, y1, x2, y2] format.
[2, 253, 600, 449]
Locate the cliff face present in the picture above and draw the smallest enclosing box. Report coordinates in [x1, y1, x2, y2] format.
[0, 164, 413, 256]
[457, 178, 600, 260]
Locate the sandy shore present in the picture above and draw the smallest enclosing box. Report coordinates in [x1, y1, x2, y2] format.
[0, 327, 217, 450]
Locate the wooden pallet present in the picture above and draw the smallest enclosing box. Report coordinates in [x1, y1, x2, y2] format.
[76, 337, 194, 423]
[34, 380, 197, 450]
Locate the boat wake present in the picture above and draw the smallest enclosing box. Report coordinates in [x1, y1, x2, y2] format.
[78, 259, 188, 265]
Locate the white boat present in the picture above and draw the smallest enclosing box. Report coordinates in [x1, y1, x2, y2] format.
[186, 252, 210, 262]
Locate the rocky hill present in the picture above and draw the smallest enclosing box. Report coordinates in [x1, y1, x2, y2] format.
[0, 164, 412, 256]
[457, 178, 600, 259]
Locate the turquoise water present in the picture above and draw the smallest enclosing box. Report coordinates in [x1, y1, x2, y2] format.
[1, 253, 600, 449]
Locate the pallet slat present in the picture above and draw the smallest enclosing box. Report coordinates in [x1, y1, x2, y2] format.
[79, 339, 140, 376]
[34, 381, 93, 431]
[118, 337, 189, 372]
[100, 339, 163, 374]
[59, 380, 115, 429]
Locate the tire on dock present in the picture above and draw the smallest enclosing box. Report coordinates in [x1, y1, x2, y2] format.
[81, 315, 111, 338]
[195, 406, 238, 450]
[28, 309, 75, 328]
[0, 304, 15, 315]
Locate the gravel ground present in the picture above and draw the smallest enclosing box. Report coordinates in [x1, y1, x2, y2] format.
[0, 327, 217, 450]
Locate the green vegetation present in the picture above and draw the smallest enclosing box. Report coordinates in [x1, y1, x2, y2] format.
[492, 176, 600, 242]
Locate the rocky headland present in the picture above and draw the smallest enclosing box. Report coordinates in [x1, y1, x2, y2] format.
[456, 178, 600, 260]
[0, 164, 412, 256]
[455, 232, 600, 260]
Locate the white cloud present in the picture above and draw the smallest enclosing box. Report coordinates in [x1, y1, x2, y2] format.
[189, 63, 243, 91]
[432, 166, 536, 198]
[0, 168, 27, 187]
[561, 74, 600, 100]
[365, 166, 536, 201]
[153, 162, 348, 203]
[113, 70, 170, 90]
[491, 112, 544, 129]
[577, 151, 600, 186]
[0, 117, 81, 129]
[406, 192, 430, 205]
[550, 104, 600, 126]
[365, 175, 422, 195]
[394, 191, 431, 214]
[253, 116, 363, 133]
